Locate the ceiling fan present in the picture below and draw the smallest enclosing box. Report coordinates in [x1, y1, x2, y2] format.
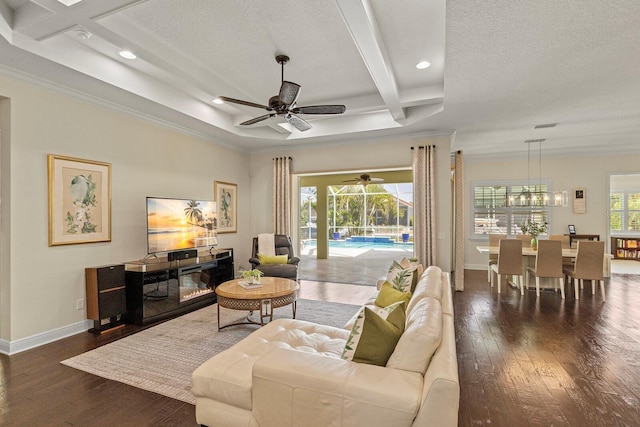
[219, 55, 346, 132]
[342, 174, 384, 186]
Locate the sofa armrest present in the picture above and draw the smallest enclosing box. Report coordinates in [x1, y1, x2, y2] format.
[252, 348, 422, 427]
[248, 257, 261, 266]
[288, 256, 300, 265]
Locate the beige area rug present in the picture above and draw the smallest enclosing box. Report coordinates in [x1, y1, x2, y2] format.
[61, 299, 358, 405]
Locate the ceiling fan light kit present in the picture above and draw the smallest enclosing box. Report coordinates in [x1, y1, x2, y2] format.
[219, 54, 346, 132]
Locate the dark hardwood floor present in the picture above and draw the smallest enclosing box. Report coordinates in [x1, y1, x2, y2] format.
[457, 270, 640, 427]
[1, 273, 640, 426]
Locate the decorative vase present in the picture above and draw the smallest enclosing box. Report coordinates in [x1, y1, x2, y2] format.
[531, 237, 538, 250]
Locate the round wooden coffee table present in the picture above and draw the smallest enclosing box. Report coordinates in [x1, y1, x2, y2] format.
[215, 277, 299, 330]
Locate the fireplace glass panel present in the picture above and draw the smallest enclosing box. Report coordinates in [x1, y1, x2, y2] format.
[178, 262, 217, 304]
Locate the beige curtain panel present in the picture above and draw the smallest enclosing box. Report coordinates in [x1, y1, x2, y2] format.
[273, 157, 292, 235]
[412, 146, 436, 267]
[454, 150, 465, 291]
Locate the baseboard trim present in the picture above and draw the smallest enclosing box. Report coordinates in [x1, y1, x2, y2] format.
[464, 264, 486, 271]
[0, 319, 91, 356]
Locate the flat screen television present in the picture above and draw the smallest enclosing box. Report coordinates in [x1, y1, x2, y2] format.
[146, 197, 216, 254]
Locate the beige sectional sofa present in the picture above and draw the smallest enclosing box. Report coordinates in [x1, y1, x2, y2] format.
[191, 266, 459, 427]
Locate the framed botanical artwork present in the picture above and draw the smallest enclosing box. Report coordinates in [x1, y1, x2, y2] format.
[214, 181, 237, 234]
[48, 154, 111, 246]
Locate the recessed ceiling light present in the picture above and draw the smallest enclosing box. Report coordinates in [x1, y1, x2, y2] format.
[212, 98, 224, 105]
[119, 50, 136, 60]
[74, 29, 92, 40]
[415, 61, 431, 69]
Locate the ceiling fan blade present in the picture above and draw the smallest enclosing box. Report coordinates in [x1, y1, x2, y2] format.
[219, 96, 271, 110]
[279, 81, 301, 106]
[291, 105, 346, 115]
[240, 114, 275, 126]
[284, 113, 312, 132]
[370, 177, 384, 182]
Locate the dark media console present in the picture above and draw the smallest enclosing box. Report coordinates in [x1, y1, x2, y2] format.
[124, 248, 234, 325]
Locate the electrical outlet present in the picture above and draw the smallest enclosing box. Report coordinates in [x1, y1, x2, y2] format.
[76, 299, 85, 310]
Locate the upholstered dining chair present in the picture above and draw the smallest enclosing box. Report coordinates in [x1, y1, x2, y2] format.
[526, 239, 565, 298]
[517, 234, 534, 248]
[490, 239, 523, 295]
[487, 233, 507, 282]
[549, 234, 571, 249]
[249, 235, 300, 281]
[563, 240, 605, 301]
[549, 234, 573, 267]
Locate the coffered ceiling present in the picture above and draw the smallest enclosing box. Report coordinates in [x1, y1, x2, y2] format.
[1, 0, 639, 157]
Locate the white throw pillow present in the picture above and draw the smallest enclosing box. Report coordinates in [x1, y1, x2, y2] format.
[386, 260, 418, 293]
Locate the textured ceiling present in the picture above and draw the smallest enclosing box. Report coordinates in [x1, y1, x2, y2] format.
[1, 0, 639, 157]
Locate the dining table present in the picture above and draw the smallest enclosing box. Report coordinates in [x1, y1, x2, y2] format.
[476, 245, 611, 277]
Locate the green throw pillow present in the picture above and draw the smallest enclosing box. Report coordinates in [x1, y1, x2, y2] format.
[257, 253, 288, 264]
[379, 301, 406, 331]
[341, 306, 405, 366]
[375, 282, 412, 308]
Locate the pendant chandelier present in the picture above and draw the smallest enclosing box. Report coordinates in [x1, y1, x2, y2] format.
[507, 139, 568, 207]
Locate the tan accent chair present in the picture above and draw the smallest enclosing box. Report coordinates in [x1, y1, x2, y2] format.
[490, 239, 523, 294]
[526, 239, 565, 298]
[487, 233, 507, 282]
[563, 241, 605, 301]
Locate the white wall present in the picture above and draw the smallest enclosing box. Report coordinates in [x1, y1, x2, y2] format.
[249, 134, 454, 271]
[610, 173, 640, 191]
[0, 97, 10, 340]
[464, 152, 640, 270]
[0, 74, 252, 346]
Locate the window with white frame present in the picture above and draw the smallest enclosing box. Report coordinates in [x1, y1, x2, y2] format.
[472, 181, 551, 239]
[610, 191, 640, 233]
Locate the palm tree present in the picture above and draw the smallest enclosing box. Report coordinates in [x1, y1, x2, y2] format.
[184, 200, 203, 226]
[328, 184, 401, 235]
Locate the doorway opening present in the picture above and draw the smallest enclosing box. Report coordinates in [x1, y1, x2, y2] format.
[298, 170, 413, 285]
[609, 173, 640, 274]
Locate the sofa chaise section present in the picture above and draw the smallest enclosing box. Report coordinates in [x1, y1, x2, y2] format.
[192, 266, 459, 427]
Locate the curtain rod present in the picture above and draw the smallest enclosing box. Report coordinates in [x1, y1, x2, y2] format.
[410, 145, 435, 150]
[272, 156, 292, 160]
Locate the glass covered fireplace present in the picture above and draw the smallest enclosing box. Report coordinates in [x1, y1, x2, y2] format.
[177, 262, 217, 303]
[141, 261, 217, 313]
